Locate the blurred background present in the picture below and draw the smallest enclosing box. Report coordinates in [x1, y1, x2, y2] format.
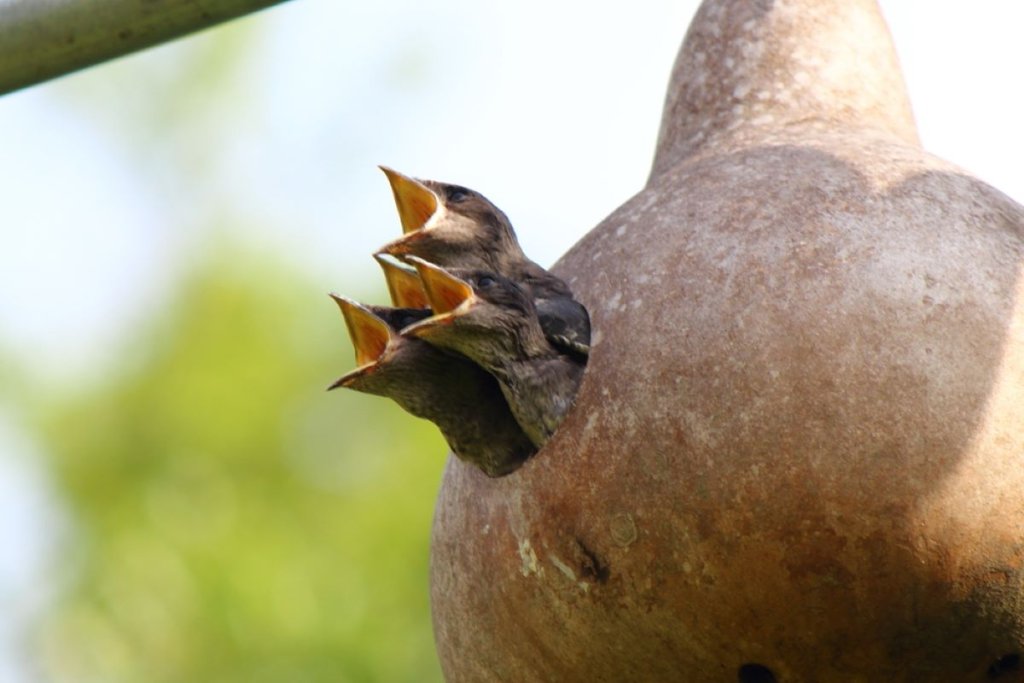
[0, 1, 1021, 680]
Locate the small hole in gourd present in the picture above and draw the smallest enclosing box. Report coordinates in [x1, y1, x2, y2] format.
[988, 653, 1021, 679]
[738, 663, 777, 683]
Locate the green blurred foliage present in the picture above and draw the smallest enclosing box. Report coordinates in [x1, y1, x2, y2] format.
[31, 246, 446, 682]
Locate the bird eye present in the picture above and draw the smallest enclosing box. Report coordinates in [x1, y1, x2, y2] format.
[447, 186, 471, 202]
[476, 275, 495, 288]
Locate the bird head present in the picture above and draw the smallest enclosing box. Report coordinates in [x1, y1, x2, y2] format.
[403, 257, 544, 362]
[376, 166, 524, 270]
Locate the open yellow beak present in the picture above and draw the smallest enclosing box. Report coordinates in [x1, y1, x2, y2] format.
[407, 257, 475, 315]
[379, 166, 439, 234]
[328, 294, 393, 389]
[374, 254, 429, 309]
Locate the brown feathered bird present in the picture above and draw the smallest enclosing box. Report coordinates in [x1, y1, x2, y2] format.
[377, 167, 590, 357]
[328, 294, 535, 477]
[404, 258, 585, 448]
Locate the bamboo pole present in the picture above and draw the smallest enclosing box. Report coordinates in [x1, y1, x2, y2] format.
[0, 0, 293, 96]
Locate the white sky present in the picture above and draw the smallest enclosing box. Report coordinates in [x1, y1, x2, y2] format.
[0, 1, 1022, 679]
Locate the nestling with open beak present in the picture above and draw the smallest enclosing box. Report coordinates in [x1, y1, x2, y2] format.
[404, 258, 585, 449]
[377, 167, 590, 357]
[326, 266, 535, 477]
[373, 253, 430, 310]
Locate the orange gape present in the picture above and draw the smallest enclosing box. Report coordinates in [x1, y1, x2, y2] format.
[334, 295, 390, 367]
[412, 259, 474, 315]
[379, 166, 437, 234]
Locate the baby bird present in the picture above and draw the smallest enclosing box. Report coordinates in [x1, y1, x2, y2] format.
[404, 258, 585, 449]
[377, 167, 590, 357]
[327, 262, 535, 477]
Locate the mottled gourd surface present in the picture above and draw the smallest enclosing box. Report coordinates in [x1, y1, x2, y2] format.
[430, 1, 1024, 681]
